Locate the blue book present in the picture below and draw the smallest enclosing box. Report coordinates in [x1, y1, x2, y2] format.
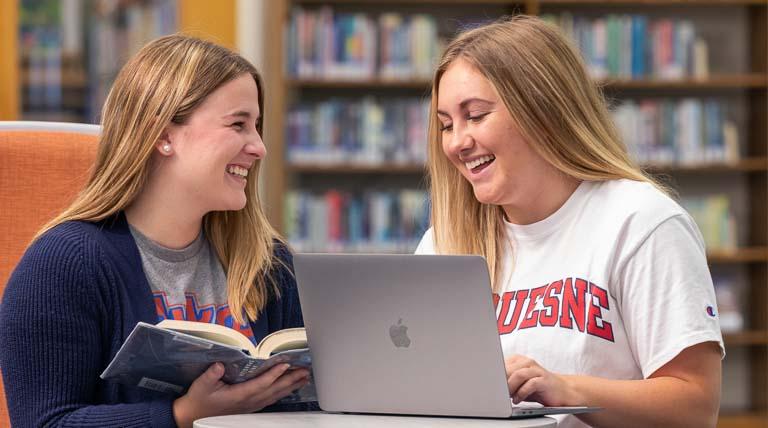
[631, 16, 646, 78]
[704, 100, 723, 152]
[348, 197, 364, 244]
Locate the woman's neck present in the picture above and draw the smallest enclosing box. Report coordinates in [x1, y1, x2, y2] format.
[503, 173, 581, 225]
[124, 180, 204, 249]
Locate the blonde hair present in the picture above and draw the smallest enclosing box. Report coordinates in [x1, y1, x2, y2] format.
[36, 34, 282, 324]
[427, 15, 664, 291]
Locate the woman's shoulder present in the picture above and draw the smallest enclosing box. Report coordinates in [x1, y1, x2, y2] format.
[583, 179, 699, 250]
[22, 215, 132, 276]
[269, 239, 297, 288]
[7, 220, 116, 301]
[271, 239, 293, 265]
[30, 220, 103, 257]
[34, 216, 124, 253]
[589, 179, 685, 220]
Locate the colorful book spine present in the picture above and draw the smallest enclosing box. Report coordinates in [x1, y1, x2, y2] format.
[680, 195, 737, 250]
[285, 189, 429, 253]
[543, 13, 709, 80]
[287, 7, 438, 80]
[712, 273, 744, 333]
[286, 98, 429, 165]
[612, 98, 738, 165]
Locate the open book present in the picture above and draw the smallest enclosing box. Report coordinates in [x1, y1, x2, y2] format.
[100, 320, 315, 403]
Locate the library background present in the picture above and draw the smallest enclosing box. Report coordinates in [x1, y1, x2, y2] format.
[0, 0, 766, 426]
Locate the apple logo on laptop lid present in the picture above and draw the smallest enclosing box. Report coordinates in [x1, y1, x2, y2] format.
[389, 318, 411, 348]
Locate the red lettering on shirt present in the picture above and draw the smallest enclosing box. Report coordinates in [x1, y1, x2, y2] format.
[153, 292, 257, 345]
[492, 277, 615, 343]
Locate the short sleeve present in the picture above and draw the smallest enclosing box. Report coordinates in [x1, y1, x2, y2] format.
[414, 228, 435, 254]
[617, 214, 725, 378]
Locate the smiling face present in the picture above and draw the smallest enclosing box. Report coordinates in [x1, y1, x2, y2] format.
[162, 73, 264, 215]
[436, 58, 568, 224]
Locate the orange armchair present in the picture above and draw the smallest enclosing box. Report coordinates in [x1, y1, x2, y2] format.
[0, 121, 99, 427]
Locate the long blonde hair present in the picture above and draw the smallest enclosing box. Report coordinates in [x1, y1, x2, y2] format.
[36, 34, 282, 324]
[427, 15, 663, 291]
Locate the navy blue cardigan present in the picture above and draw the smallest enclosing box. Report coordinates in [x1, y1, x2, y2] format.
[0, 213, 306, 427]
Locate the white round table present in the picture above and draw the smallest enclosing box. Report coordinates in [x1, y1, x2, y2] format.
[194, 411, 557, 428]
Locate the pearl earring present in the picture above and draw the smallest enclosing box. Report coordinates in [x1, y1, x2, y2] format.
[162, 144, 171, 153]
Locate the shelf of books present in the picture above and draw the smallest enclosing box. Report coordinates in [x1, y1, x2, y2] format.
[9, 0, 235, 124]
[15, 0, 179, 123]
[265, 1, 768, 426]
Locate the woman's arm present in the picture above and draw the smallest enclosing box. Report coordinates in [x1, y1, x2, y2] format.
[261, 241, 322, 412]
[507, 214, 723, 427]
[0, 228, 177, 428]
[173, 362, 310, 428]
[571, 341, 720, 427]
[1, 229, 311, 427]
[273, 240, 305, 329]
[507, 341, 720, 428]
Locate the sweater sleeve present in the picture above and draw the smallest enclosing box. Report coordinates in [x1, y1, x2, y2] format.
[0, 226, 177, 428]
[273, 242, 305, 330]
[261, 242, 321, 413]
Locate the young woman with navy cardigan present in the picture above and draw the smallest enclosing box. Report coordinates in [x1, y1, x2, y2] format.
[0, 35, 310, 427]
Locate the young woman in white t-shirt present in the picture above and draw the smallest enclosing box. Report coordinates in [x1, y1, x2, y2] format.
[416, 15, 723, 428]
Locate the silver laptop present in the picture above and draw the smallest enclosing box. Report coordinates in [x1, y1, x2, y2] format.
[293, 254, 599, 419]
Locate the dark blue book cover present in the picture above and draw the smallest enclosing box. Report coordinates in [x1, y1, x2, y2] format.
[100, 322, 316, 403]
[631, 16, 646, 78]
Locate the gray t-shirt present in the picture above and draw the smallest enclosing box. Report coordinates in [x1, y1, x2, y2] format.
[129, 224, 228, 323]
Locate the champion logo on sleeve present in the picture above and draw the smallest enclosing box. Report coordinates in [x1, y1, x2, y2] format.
[706, 305, 717, 317]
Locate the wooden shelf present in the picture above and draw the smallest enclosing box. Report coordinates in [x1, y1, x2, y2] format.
[21, 75, 87, 89]
[296, 0, 766, 4]
[541, 0, 768, 5]
[718, 413, 768, 428]
[20, 67, 88, 89]
[288, 162, 425, 174]
[294, 0, 518, 4]
[708, 247, 768, 263]
[724, 331, 768, 346]
[602, 74, 768, 89]
[19, 51, 85, 66]
[288, 74, 767, 90]
[644, 158, 768, 173]
[288, 78, 431, 89]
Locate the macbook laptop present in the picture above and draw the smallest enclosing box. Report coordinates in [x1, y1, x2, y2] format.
[293, 253, 600, 419]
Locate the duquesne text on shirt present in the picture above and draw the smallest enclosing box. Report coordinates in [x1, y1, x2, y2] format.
[494, 277, 615, 342]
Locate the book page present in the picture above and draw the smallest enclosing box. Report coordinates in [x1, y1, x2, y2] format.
[255, 328, 307, 358]
[157, 319, 257, 355]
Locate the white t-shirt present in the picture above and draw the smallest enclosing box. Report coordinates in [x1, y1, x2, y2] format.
[415, 179, 724, 428]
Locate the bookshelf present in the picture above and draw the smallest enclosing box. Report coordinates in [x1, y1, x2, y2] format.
[644, 157, 768, 173]
[0, 0, 237, 123]
[264, 0, 768, 426]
